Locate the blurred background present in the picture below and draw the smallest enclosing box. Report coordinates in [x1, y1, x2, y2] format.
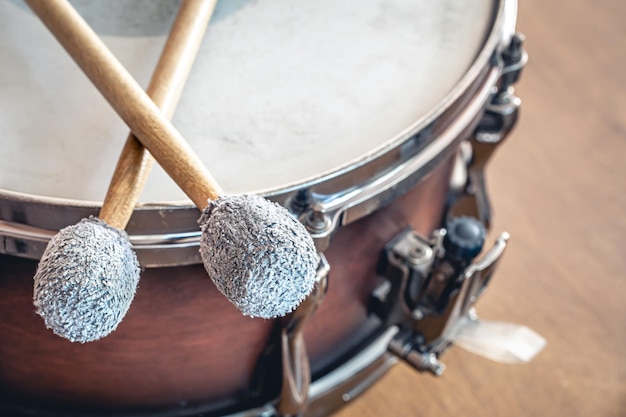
[336, 0, 626, 416]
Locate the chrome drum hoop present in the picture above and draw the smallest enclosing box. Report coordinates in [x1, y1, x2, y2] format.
[0, 0, 518, 268]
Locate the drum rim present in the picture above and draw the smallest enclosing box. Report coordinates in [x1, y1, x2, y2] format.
[1, 0, 507, 208]
[0, 0, 516, 267]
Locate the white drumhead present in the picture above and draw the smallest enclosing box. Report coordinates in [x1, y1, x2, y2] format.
[0, 0, 493, 203]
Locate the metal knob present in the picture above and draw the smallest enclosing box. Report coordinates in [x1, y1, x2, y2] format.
[444, 216, 486, 261]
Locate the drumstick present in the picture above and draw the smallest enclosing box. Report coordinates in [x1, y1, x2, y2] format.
[100, 0, 219, 229]
[32, 0, 217, 342]
[26, 0, 318, 323]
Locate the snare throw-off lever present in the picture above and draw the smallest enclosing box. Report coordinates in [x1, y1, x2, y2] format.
[373, 216, 544, 375]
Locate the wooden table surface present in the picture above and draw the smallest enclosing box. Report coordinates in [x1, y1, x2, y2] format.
[335, 0, 626, 416]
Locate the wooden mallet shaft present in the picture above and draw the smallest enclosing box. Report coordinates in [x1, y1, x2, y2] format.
[100, 0, 218, 230]
[24, 0, 224, 211]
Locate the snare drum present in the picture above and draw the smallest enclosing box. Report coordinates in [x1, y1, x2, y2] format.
[0, 0, 524, 416]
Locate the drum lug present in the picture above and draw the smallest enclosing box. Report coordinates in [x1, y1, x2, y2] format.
[303, 210, 336, 253]
[275, 254, 330, 417]
[374, 217, 510, 375]
[449, 33, 527, 229]
[289, 189, 336, 252]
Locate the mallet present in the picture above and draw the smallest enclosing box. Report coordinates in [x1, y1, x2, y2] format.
[32, 0, 218, 342]
[27, 0, 319, 323]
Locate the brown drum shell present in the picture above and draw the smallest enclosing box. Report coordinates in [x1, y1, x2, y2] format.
[0, 153, 455, 415]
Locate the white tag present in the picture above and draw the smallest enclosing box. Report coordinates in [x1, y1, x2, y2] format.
[447, 317, 546, 363]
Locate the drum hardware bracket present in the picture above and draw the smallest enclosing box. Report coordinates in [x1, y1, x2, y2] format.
[372, 219, 510, 375]
[449, 33, 527, 229]
[274, 254, 330, 417]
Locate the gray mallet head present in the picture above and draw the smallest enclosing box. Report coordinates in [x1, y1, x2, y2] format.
[33, 217, 140, 343]
[199, 194, 318, 319]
